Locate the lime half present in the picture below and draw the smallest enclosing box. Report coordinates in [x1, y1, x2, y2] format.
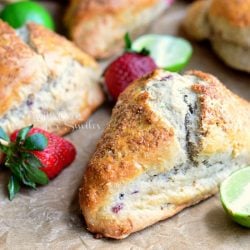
[0, 1, 55, 30]
[220, 167, 250, 228]
[132, 34, 192, 72]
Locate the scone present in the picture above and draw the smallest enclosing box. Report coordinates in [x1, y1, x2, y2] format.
[64, 0, 170, 59]
[183, 0, 250, 72]
[80, 69, 250, 239]
[0, 21, 104, 135]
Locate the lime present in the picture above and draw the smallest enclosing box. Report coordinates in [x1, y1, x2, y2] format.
[220, 167, 250, 228]
[132, 34, 192, 72]
[0, 1, 55, 30]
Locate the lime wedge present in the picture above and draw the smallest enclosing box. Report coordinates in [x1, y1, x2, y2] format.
[220, 167, 250, 228]
[0, 1, 55, 30]
[132, 34, 192, 72]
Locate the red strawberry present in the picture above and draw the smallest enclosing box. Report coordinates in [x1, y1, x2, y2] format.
[0, 125, 76, 200]
[104, 34, 157, 101]
[105, 52, 157, 100]
[10, 128, 76, 179]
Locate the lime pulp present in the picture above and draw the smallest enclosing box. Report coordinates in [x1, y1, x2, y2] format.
[132, 34, 193, 72]
[0, 1, 55, 30]
[220, 166, 250, 228]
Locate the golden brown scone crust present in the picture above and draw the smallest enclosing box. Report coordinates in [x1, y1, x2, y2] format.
[188, 70, 250, 158]
[26, 24, 104, 136]
[0, 21, 47, 115]
[80, 71, 179, 238]
[80, 69, 250, 239]
[209, 0, 250, 27]
[27, 23, 98, 74]
[64, 0, 166, 59]
[0, 21, 104, 136]
[183, 0, 250, 71]
[184, 0, 250, 37]
[182, 0, 210, 40]
[81, 73, 176, 204]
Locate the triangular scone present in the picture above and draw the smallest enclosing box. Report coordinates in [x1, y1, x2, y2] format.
[0, 21, 104, 135]
[80, 69, 250, 239]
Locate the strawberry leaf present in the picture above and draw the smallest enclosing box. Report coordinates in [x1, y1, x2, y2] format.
[5, 159, 23, 180]
[8, 175, 20, 200]
[1, 125, 53, 200]
[0, 143, 9, 154]
[20, 170, 36, 189]
[124, 33, 150, 56]
[125, 32, 132, 51]
[6, 160, 36, 189]
[23, 133, 48, 151]
[17, 125, 33, 144]
[139, 47, 150, 56]
[0, 127, 9, 142]
[22, 152, 42, 168]
[23, 163, 49, 185]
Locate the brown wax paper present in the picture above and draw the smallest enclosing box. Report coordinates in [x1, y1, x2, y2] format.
[0, 1, 250, 249]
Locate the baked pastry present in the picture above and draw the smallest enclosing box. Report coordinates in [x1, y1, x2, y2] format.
[183, 0, 250, 72]
[64, 0, 170, 59]
[0, 20, 104, 135]
[80, 69, 250, 239]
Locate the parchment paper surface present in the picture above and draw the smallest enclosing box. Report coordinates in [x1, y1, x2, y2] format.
[0, 1, 249, 249]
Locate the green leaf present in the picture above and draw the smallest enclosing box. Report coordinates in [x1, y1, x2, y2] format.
[16, 125, 33, 144]
[8, 175, 20, 201]
[20, 169, 36, 189]
[23, 133, 48, 151]
[0, 127, 9, 142]
[6, 160, 36, 189]
[124, 32, 132, 50]
[23, 163, 49, 185]
[0, 143, 9, 154]
[124, 33, 150, 56]
[22, 153, 48, 185]
[22, 152, 42, 168]
[5, 159, 23, 179]
[139, 47, 150, 56]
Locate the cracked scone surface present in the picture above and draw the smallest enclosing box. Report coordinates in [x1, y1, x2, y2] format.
[80, 69, 250, 239]
[0, 21, 104, 135]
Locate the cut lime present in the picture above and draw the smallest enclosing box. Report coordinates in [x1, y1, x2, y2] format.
[220, 167, 250, 228]
[0, 1, 55, 30]
[132, 34, 193, 72]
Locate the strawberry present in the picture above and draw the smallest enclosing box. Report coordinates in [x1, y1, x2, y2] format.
[104, 33, 157, 101]
[0, 125, 76, 200]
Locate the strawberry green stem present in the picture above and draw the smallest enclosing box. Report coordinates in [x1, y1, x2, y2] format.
[124, 32, 150, 56]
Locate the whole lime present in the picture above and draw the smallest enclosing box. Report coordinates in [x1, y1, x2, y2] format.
[0, 1, 55, 30]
